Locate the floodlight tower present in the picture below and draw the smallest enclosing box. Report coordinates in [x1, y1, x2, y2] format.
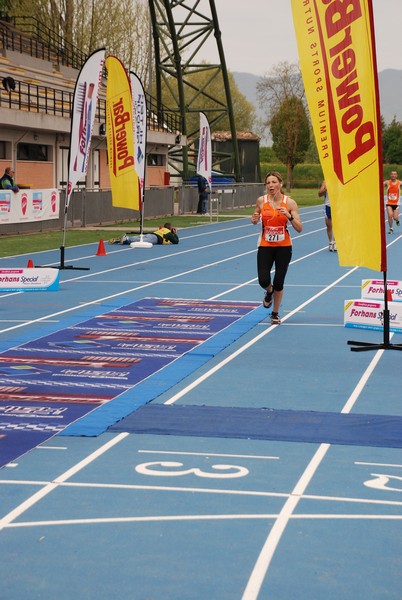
[148, 0, 241, 182]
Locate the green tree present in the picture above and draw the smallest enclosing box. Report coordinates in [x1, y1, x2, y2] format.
[257, 62, 309, 188]
[260, 146, 278, 162]
[11, 0, 150, 78]
[270, 96, 310, 190]
[382, 118, 402, 164]
[0, 0, 12, 16]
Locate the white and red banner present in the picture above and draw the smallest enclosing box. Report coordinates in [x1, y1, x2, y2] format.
[106, 56, 139, 210]
[130, 71, 147, 209]
[0, 189, 59, 224]
[291, 0, 385, 272]
[66, 48, 105, 209]
[197, 112, 212, 191]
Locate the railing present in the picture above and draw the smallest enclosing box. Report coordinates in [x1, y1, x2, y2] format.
[0, 80, 181, 133]
[0, 16, 86, 69]
[0, 15, 182, 133]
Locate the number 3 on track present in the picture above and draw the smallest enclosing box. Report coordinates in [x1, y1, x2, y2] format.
[135, 461, 249, 478]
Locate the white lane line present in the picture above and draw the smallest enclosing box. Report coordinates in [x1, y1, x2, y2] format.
[7, 512, 402, 529]
[59, 224, 325, 281]
[0, 246, 255, 335]
[0, 432, 128, 531]
[7, 515, 281, 528]
[0, 227, 328, 337]
[341, 347, 389, 414]
[2, 478, 402, 508]
[164, 267, 358, 405]
[137, 450, 279, 460]
[242, 342, 393, 598]
[242, 444, 331, 600]
[355, 461, 402, 468]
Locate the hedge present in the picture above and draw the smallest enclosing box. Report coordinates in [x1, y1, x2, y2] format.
[259, 162, 402, 188]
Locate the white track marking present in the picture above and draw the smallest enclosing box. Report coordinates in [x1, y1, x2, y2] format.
[6, 512, 402, 529]
[242, 444, 330, 599]
[0, 228, 327, 336]
[0, 432, 128, 531]
[137, 450, 279, 460]
[241, 336, 396, 598]
[164, 267, 357, 404]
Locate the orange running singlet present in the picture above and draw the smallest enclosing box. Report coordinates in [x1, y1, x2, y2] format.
[387, 180, 401, 206]
[259, 195, 292, 247]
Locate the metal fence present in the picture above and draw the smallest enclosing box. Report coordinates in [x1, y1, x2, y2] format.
[0, 183, 264, 236]
[178, 183, 264, 214]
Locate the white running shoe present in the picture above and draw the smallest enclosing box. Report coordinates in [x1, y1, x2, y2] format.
[270, 312, 281, 325]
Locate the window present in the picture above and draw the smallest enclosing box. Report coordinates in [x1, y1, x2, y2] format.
[17, 143, 49, 161]
[147, 153, 164, 166]
[0, 141, 10, 160]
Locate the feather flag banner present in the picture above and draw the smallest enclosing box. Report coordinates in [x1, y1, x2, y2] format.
[130, 71, 147, 209]
[291, 0, 386, 272]
[197, 112, 212, 191]
[66, 48, 105, 209]
[106, 56, 139, 210]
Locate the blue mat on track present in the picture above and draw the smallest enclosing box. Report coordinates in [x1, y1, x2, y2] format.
[108, 404, 402, 449]
[0, 298, 264, 467]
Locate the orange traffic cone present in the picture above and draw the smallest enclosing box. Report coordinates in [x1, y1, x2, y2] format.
[96, 238, 107, 256]
[27, 259, 34, 268]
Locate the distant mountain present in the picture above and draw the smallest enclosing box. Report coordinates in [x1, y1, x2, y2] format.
[233, 69, 402, 143]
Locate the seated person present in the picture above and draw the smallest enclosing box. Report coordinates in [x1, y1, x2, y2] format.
[0, 167, 19, 193]
[109, 222, 179, 245]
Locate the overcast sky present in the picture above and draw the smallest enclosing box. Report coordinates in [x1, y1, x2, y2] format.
[197, 0, 402, 76]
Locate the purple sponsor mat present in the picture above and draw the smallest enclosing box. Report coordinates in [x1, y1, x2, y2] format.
[0, 298, 259, 467]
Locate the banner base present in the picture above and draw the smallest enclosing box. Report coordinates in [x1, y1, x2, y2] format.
[39, 245, 90, 271]
[348, 340, 402, 352]
[130, 241, 153, 249]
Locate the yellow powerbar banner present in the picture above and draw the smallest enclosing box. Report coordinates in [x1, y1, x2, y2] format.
[291, 0, 386, 271]
[106, 55, 139, 210]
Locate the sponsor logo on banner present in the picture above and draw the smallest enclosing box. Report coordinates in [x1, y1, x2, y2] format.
[318, 5, 377, 183]
[109, 93, 134, 177]
[51, 190, 57, 213]
[361, 279, 402, 301]
[0, 192, 11, 213]
[32, 192, 42, 212]
[21, 193, 28, 215]
[344, 299, 402, 332]
[0, 268, 60, 291]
